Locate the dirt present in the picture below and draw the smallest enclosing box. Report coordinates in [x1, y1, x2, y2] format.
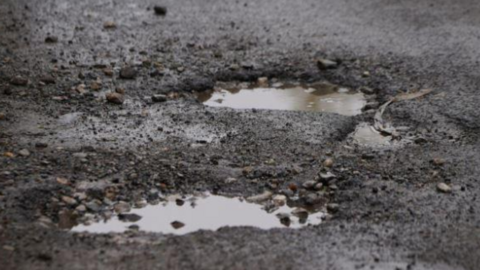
[1, 0, 480, 269]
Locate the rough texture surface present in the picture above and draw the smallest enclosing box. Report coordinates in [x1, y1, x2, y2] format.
[1, 0, 480, 269]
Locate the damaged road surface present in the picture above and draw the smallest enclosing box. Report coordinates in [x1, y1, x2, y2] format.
[1, 0, 480, 269]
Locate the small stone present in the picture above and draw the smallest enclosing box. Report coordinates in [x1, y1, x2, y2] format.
[437, 183, 452, 193]
[103, 21, 116, 29]
[433, 158, 446, 166]
[118, 213, 142, 222]
[359, 86, 376, 95]
[18, 149, 30, 157]
[152, 94, 167, 103]
[0, 113, 5, 120]
[319, 171, 336, 181]
[276, 213, 291, 226]
[90, 81, 102, 91]
[75, 205, 86, 212]
[171, 221, 185, 229]
[326, 203, 340, 213]
[291, 208, 309, 218]
[85, 201, 101, 212]
[323, 158, 334, 168]
[314, 183, 324, 191]
[225, 177, 237, 184]
[10, 76, 28, 86]
[154, 6, 167, 16]
[3, 245, 14, 251]
[288, 183, 298, 192]
[106, 92, 124, 105]
[272, 195, 287, 206]
[45, 36, 58, 43]
[61, 196, 77, 206]
[119, 66, 137, 79]
[35, 142, 48, 148]
[302, 181, 316, 189]
[40, 75, 55, 84]
[246, 191, 273, 203]
[56, 177, 69, 185]
[115, 87, 126, 94]
[114, 201, 131, 214]
[257, 77, 268, 85]
[4, 152, 15, 158]
[317, 59, 338, 70]
[103, 67, 114, 77]
[305, 193, 321, 205]
[3, 88, 13, 95]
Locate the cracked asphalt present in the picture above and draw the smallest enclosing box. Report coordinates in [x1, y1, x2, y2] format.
[1, 0, 480, 269]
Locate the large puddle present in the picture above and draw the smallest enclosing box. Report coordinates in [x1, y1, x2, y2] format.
[197, 82, 366, 116]
[72, 194, 325, 235]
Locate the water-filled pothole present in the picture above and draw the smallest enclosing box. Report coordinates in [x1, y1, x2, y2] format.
[352, 123, 393, 147]
[197, 81, 366, 116]
[72, 194, 325, 235]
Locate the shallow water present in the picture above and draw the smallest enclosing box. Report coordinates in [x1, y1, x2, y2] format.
[352, 123, 392, 147]
[197, 82, 366, 116]
[72, 194, 324, 235]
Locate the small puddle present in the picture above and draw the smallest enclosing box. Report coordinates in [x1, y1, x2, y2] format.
[72, 194, 324, 235]
[197, 82, 366, 116]
[352, 123, 392, 147]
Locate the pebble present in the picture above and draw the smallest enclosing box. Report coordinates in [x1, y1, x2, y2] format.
[35, 142, 48, 148]
[61, 196, 77, 206]
[152, 94, 167, 103]
[171, 221, 185, 229]
[10, 76, 28, 86]
[323, 158, 334, 168]
[257, 77, 268, 85]
[75, 205, 87, 212]
[4, 152, 15, 158]
[326, 203, 340, 213]
[317, 59, 338, 70]
[103, 21, 116, 29]
[119, 66, 137, 79]
[18, 149, 30, 157]
[40, 75, 55, 84]
[114, 201, 131, 214]
[154, 6, 167, 16]
[314, 183, 324, 191]
[246, 191, 273, 203]
[0, 113, 5, 120]
[437, 183, 452, 193]
[359, 86, 376, 95]
[85, 201, 101, 212]
[225, 177, 237, 184]
[118, 213, 142, 222]
[45, 36, 58, 43]
[106, 92, 124, 105]
[433, 158, 446, 166]
[272, 195, 287, 206]
[56, 177, 69, 185]
[302, 181, 316, 189]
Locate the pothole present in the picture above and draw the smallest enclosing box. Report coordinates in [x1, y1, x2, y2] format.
[352, 123, 393, 147]
[196, 81, 367, 116]
[71, 193, 325, 235]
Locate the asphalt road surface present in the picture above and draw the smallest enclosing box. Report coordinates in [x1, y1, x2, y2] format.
[1, 0, 480, 269]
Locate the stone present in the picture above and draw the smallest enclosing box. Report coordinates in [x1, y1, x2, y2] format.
[10, 76, 28, 86]
[359, 86, 376, 95]
[106, 92, 124, 104]
[272, 195, 287, 206]
[302, 181, 316, 189]
[225, 177, 237, 184]
[319, 171, 336, 182]
[317, 59, 338, 70]
[119, 66, 137, 79]
[85, 201, 101, 212]
[437, 183, 452, 193]
[18, 149, 30, 157]
[246, 191, 273, 203]
[118, 213, 142, 222]
[75, 205, 87, 212]
[152, 94, 167, 103]
[45, 36, 58, 43]
[326, 203, 340, 213]
[56, 177, 69, 185]
[103, 21, 116, 29]
[257, 77, 268, 85]
[323, 158, 334, 168]
[61, 196, 77, 206]
[305, 193, 321, 205]
[314, 183, 324, 191]
[171, 221, 184, 229]
[40, 75, 55, 84]
[154, 6, 167, 16]
[114, 201, 131, 214]
[433, 158, 446, 166]
[35, 142, 48, 148]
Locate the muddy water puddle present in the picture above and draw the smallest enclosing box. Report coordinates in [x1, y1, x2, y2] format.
[72, 194, 325, 235]
[352, 123, 393, 147]
[197, 81, 366, 116]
